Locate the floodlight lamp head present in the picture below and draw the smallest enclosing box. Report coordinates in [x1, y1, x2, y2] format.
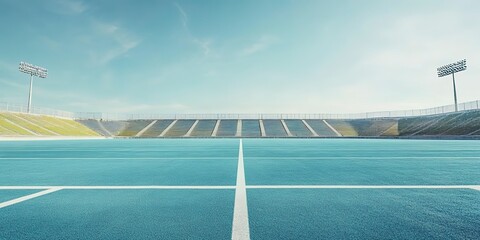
[19, 61, 48, 78]
[437, 59, 466, 77]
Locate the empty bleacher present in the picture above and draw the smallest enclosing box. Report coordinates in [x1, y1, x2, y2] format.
[263, 120, 288, 137]
[163, 120, 195, 137]
[284, 120, 313, 137]
[216, 120, 237, 137]
[398, 110, 480, 136]
[77, 119, 112, 136]
[117, 120, 153, 137]
[99, 121, 127, 136]
[325, 120, 358, 137]
[242, 120, 261, 137]
[348, 119, 398, 136]
[305, 120, 338, 137]
[139, 120, 174, 137]
[190, 120, 216, 137]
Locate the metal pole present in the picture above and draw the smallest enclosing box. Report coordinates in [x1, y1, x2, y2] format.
[27, 74, 33, 113]
[452, 72, 458, 112]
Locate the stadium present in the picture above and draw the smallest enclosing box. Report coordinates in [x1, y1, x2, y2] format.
[1, 1, 480, 240]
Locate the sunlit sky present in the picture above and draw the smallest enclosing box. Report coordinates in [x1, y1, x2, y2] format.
[0, 0, 479, 114]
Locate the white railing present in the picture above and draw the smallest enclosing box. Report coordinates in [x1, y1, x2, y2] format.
[74, 100, 480, 120]
[0, 102, 75, 119]
[2, 100, 479, 121]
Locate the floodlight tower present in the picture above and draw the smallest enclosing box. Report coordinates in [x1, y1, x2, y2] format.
[18, 61, 48, 113]
[437, 59, 466, 112]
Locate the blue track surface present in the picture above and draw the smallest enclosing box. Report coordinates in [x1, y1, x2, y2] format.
[1, 138, 479, 239]
[248, 189, 480, 239]
[1, 189, 235, 239]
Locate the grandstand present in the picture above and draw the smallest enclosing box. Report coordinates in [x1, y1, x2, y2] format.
[2, 101, 480, 139]
[71, 109, 479, 138]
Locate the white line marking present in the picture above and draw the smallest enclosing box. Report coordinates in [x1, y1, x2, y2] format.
[232, 139, 250, 240]
[1, 185, 478, 190]
[280, 119, 293, 137]
[302, 120, 319, 137]
[239, 156, 480, 159]
[135, 120, 158, 137]
[246, 185, 480, 189]
[470, 186, 480, 191]
[212, 120, 221, 137]
[0, 187, 62, 209]
[0, 186, 235, 190]
[184, 120, 199, 137]
[323, 120, 342, 137]
[0, 157, 237, 160]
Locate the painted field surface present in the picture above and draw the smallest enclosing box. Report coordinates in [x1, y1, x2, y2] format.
[1, 139, 479, 239]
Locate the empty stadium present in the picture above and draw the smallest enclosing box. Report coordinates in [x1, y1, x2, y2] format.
[2, 1, 480, 240]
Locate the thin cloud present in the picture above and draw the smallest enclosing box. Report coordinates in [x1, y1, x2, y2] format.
[174, 2, 211, 56]
[90, 21, 141, 64]
[239, 35, 277, 56]
[48, 0, 88, 15]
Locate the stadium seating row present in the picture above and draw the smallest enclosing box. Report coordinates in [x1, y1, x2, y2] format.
[3, 109, 479, 138]
[80, 118, 399, 138]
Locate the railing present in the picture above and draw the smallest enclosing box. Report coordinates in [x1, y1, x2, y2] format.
[2, 100, 479, 121]
[0, 102, 75, 119]
[74, 100, 480, 121]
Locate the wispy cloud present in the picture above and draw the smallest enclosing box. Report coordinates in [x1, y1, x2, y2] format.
[90, 21, 141, 64]
[48, 0, 88, 15]
[239, 35, 277, 56]
[174, 2, 212, 56]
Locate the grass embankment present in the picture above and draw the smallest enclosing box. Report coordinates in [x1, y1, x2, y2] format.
[0, 112, 99, 137]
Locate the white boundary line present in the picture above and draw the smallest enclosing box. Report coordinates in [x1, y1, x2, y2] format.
[232, 139, 250, 240]
[0, 187, 62, 209]
[0, 185, 478, 190]
[2, 156, 480, 160]
[0, 186, 235, 190]
[0, 157, 237, 160]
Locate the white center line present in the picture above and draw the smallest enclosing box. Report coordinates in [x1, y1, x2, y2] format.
[471, 186, 480, 191]
[0, 187, 62, 209]
[231, 139, 250, 240]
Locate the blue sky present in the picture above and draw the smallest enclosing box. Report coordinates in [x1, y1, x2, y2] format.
[0, 0, 479, 114]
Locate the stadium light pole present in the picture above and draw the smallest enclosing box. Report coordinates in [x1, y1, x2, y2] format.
[18, 61, 48, 113]
[437, 59, 466, 112]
